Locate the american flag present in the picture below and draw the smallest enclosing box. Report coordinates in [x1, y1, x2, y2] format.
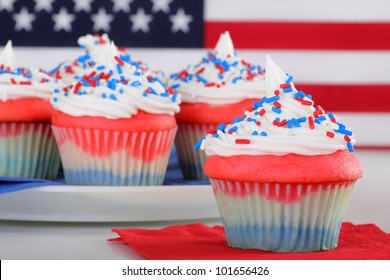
[1, 0, 390, 147]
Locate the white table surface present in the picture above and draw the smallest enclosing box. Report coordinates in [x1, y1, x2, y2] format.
[0, 150, 389, 260]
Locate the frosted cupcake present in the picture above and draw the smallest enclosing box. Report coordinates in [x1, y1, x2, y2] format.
[170, 31, 266, 180]
[51, 41, 180, 186]
[198, 56, 363, 252]
[0, 41, 62, 179]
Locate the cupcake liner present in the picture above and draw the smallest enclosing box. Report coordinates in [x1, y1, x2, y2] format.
[0, 122, 60, 180]
[175, 123, 216, 180]
[52, 126, 176, 186]
[210, 179, 356, 252]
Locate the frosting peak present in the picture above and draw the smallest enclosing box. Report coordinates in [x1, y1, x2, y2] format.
[0, 41, 16, 69]
[215, 31, 235, 58]
[198, 56, 356, 156]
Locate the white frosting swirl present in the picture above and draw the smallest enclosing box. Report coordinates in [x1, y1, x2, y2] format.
[0, 41, 63, 101]
[169, 31, 266, 105]
[51, 41, 181, 119]
[199, 55, 356, 156]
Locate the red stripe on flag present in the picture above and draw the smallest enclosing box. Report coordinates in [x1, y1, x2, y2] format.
[205, 21, 390, 50]
[296, 84, 390, 112]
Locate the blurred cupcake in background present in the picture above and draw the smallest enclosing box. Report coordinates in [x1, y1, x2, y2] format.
[0, 41, 63, 180]
[51, 36, 181, 186]
[169, 31, 266, 180]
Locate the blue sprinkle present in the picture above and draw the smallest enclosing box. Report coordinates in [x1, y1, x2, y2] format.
[272, 107, 281, 114]
[248, 119, 257, 123]
[287, 120, 293, 128]
[53, 97, 58, 102]
[228, 126, 238, 133]
[119, 89, 124, 94]
[134, 71, 141, 76]
[232, 117, 242, 124]
[202, 58, 208, 63]
[283, 87, 293, 93]
[297, 117, 307, 123]
[265, 96, 280, 103]
[292, 118, 300, 127]
[328, 112, 335, 119]
[77, 53, 91, 63]
[81, 79, 90, 87]
[171, 83, 180, 89]
[109, 94, 117, 101]
[253, 100, 264, 109]
[318, 116, 327, 121]
[232, 77, 242, 84]
[143, 92, 148, 97]
[196, 74, 208, 84]
[97, 65, 105, 71]
[294, 91, 305, 98]
[64, 92, 69, 97]
[286, 75, 294, 84]
[305, 94, 312, 99]
[261, 131, 267, 137]
[172, 94, 177, 102]
[231, 61, 238, 67]
[120, 54, 131, 63]
[160, 92, 169, 97]
[188, 74, 193, 81]
[53, 89, 60, 93]
[194, 137, 205, 150]
[116, 64, 122, 74]
[101, 93, 107, 98]
[217, 123, 225, 132]
[109, 70, 114, 75]
[314, 119, 321, 124]
[347, 142, 354, 152]
[252, 131, 259, 136]
[218, 73, 224, 79]
[131, 81, 142, 87]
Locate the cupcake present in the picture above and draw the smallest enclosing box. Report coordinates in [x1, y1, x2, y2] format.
[169, 31, 267, 180]
[198, 56, 363, 252]
[0, 41, 62, 179]
[51, 37, 180, 186]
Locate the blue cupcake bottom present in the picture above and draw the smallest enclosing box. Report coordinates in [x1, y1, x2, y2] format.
[223, 221, 341, 252]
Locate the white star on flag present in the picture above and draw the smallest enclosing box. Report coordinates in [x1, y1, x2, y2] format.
[169, 8, 193, 33]
[0, 0, 16, 12]
[112, 0, 133, 13]
[52, 7, 75, 32]
[91, 8, 113, 32]
[34, 0, 54, 12]
[12, 7, 36, 32]
[129, 8, 153, 33]
[151, 0, 172, 14]
[73, 0, 93, 13]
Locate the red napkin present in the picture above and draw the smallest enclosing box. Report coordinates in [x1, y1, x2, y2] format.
[109, 223, 390, 260]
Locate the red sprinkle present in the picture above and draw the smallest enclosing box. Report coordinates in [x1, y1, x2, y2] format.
[167, 87, 175, 94]
[73, 82, 81, 94]
[10, 78, 17, 84]
[344, 135, 351, 142]
[326, 131, 335, 138]
[280, 83, 291, 89]
[114, 56, 124, 66]
[308, 116, 315, 129]
[19, 81, 32, 85]
[178, 70, 188, 79]
[256, 121, 261, 126]
[274, 90, 280, 95]
[207, 129, 217, 134]
[195, 67, 205, 75]
[274, 101, 281, 108]
[235, 139, 250, 144]
[259, 108, 266, 116]
[215, 64, 224, 73]
[205, 82, 215, 87]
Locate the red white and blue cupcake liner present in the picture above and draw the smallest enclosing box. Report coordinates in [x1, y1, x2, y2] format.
[175, 123, 215, 180]
[52, 126, 177, 186]
[0, 122, 60, 180]
[210, 179, 356, 252]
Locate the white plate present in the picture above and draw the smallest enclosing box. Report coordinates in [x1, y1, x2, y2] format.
[0, 185, 220, 222]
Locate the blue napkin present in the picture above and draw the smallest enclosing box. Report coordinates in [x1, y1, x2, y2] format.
[0, 145, 209, 195]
